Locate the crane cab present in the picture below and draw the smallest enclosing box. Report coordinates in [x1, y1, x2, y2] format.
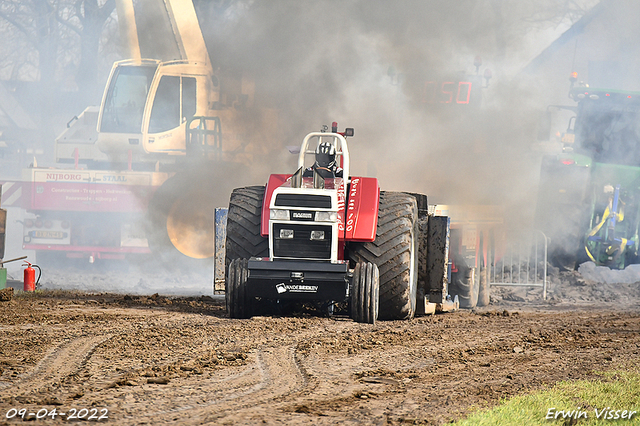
[96, 59, 219, 162]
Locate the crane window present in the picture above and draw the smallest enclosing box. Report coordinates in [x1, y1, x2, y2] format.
[182, 77, 196, 122]
[148, 76, 197, 134]
[149, 76, 180, 134]
[100, 65, 156, 133]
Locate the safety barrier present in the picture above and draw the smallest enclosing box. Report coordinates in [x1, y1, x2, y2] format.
[489, 230, 548, 300]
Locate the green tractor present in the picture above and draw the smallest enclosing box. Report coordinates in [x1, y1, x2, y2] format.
[536, 86, 640, 270]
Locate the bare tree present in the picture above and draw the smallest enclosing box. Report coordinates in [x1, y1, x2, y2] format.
[0, 0, 116, 160]
[57, 0, 115, 99]
[0, 1, 61, 85]
[0, 0, 115, 98]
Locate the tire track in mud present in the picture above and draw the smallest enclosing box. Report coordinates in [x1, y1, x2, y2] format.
[0, 334, 113, 400]
[119, 343, 309, 424]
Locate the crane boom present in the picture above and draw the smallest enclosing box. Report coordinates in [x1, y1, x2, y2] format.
[114, 0, 141, 62]
[115, 0, 210, 66]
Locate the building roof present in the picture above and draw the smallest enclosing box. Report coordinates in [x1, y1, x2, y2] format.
[522, 1, 606, 75]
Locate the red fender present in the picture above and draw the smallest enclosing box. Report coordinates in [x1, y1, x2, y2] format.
[344, 177, 379, 242]
[261, 174, 291, 236]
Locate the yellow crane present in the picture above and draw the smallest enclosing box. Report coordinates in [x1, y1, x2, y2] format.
[22, 0, 269, 265]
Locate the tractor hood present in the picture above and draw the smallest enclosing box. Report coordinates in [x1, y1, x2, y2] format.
[261, 173, 379, 242]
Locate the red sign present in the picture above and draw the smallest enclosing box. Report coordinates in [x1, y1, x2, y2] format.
[25, 170, 164, 213]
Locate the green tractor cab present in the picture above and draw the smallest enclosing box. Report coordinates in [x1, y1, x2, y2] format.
[536, 87, 640, 270]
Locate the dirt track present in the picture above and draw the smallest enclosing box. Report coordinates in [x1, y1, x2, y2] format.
[0, 275, 639, 425]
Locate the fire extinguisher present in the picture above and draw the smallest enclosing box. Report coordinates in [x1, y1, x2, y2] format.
[23, 262, 41, 292]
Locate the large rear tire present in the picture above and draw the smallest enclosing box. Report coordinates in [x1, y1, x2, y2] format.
[226, 258, 252, 318]
[347, 192, 418, 320]
[225, 186, 269, 268]
[416, 216, 429, 306]
[350, 262, 379, 324]
[450, 255, 479, 309]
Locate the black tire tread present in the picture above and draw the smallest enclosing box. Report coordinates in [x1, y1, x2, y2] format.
[450, 256, 479, 309]
[350, 262, 379, 324]
[225, 186, 269, 267]
[347, 192, 418, 320]
[417, 216, 429, 302]
[226, 258, 252, 319]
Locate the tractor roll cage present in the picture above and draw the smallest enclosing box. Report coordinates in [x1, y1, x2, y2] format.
[298, 132, 350, 199]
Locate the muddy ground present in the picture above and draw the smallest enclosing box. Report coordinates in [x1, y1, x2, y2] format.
[0, 269, 639, 425]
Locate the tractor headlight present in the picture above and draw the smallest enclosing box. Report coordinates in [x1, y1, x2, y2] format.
[270, 209, 289, 220]
[315, 211, 337, 222]
[279, 229, 294, 239]
[310, 230, 325, 240]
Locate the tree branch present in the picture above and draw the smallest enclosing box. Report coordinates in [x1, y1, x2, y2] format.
[74, 0, 84, 22]
[55, 11, 82, 35]
[0, 8, 36, 45]
[99, 0, 116, 20]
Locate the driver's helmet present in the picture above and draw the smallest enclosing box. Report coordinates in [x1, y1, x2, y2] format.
[315, 141, 336, 170]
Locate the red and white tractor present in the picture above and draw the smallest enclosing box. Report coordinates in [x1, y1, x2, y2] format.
[224, 123, 454, 323]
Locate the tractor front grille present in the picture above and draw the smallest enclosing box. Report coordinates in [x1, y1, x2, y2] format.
[274, 194, 332, 209]
[273, 223, 332, 259]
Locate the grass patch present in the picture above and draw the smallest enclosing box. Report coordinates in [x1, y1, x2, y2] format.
[456, 367, 640, 425]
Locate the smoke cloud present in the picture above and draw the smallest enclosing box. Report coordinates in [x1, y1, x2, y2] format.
[5, 0, 604, 294]
[195, 0, 592, 231]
